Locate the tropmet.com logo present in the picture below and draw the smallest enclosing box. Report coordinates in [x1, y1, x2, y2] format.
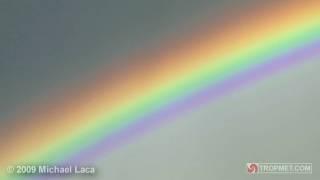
[246, 162, 312, 174]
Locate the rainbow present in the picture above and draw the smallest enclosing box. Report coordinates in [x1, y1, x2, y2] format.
[1, 1, 320, 179]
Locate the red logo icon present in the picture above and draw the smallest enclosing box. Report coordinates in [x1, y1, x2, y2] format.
[247, 163, 259, 174]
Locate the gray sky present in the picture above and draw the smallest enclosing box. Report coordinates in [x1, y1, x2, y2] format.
[0, 0, 245, 120]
